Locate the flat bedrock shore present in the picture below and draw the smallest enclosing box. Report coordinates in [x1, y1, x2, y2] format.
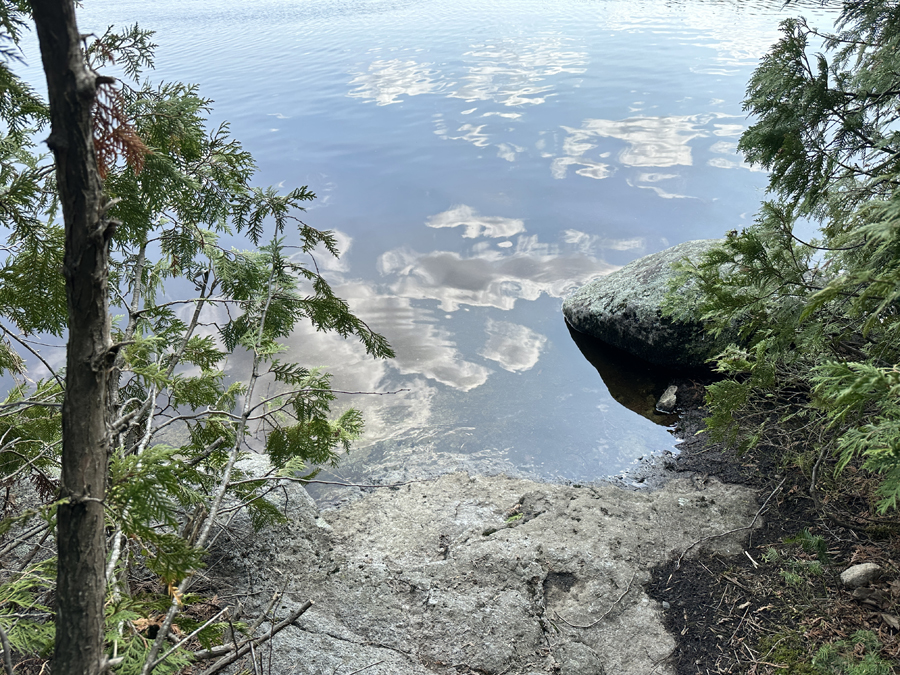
[213, 469, 760, 674]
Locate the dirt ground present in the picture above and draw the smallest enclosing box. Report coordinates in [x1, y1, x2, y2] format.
[646, 380, 900, 674]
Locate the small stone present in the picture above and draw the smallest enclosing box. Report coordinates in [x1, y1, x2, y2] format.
[840, 563, 882, 589]
[656, 385, 678, 413]
[661, 601, 671, 610]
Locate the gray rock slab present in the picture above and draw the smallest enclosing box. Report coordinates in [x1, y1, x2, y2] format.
[211, 472, 760, 674]
[562, 239, 723, 367]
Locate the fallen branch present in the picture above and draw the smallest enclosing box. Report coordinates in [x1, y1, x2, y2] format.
[151, 607, 230, 669]
[347, 661, 384, 675]
[674, 477, 786, 570]
[553, 571, 637, 629]
[195, 601, 313, 675]
[228, 475, 420, 489]
[0, 521, 49, 559]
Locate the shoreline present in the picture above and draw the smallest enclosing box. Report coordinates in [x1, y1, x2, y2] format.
[221, 374, 899, 674]
[214, 387, 767, 675]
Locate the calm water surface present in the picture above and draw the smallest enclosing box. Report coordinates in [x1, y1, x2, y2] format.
[38, 0, 838, 492]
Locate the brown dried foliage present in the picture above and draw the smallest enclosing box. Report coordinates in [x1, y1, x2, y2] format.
[93, 82, 150, 179]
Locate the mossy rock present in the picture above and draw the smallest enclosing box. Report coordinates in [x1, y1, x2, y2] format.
[562, 239, 727, 368]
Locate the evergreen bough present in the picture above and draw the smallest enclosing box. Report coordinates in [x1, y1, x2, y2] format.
[674, 0, 900, 512]
[0, 4, 393, 672]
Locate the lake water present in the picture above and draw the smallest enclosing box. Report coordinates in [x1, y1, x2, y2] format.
[26, 0, 837, 495]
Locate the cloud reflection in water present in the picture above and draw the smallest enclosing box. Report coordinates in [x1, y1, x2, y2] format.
[425, 204, 525, 238]
[480, 319, 548, 373]
[278, 212, 622, 446]
[379, 235, 615, 312]
[449, 38, 587, 107]
[348, 58, 444, 106]
[559, 115, 705, 171]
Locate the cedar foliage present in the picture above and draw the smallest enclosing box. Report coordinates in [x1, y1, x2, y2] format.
[676, 0, 900, 512]
[0, 5, 392, 672]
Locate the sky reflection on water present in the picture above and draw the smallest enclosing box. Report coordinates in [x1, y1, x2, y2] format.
[50, 0, 839, 491]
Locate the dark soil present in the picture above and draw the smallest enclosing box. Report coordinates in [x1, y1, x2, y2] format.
[644, 380, 900, 674]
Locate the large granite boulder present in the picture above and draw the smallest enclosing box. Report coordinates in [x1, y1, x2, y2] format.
[563, 239, 723, 368]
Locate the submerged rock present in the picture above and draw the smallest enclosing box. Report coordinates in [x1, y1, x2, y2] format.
[211, 471, 759, 674]
[563, 239, 724, 368]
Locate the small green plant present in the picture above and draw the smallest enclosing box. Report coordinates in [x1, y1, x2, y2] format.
[780, 569, 805, 587]
[757, 632, 818, 674]
[763, 547, 782, 564]
[784, 529, 830, 564]
[813, 630, 894, 675]
[764, 530, 830, 592]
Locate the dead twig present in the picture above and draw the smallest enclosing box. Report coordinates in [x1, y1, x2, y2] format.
[553, 572, 637, 629]
[150, 607, 230, 669]
[723, 574, 753, 593]
[346, 662, 384, 675]
[228, 475, 420, 490]
[675, 478, 786, 570]
[195, 601, 313, 675]
[728, 604, 752, 644]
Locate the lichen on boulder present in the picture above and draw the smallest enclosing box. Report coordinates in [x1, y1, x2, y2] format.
[563, 239, 725, 368]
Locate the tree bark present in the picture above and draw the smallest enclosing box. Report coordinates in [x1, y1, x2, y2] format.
[31, 2, 112, 673]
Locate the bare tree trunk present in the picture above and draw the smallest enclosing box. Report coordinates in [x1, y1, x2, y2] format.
[31, 2, 112, 673]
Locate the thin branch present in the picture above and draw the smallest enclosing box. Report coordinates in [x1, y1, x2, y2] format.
[152, 384, 408, 435]
[214, 483, 286, 520]
[133, 383, 158, 459]
[0, 522, 49, 559]
[111, 398, 149, 432]
[0, 400, 62, 411]
[141, 257, 275, 675]
[787, 229, 865, 252]
[14, 526, 53, 573]
[164, 272, 218, 380]
[130, 295, 239, 317]
[0, 445, 53, 484]
[249, 387, 409, 415]
[227, 475, 419, 489]
[185, 437, 227, 468]
[553, 571, 637, 629]
[113, 372, 159, 441]
[149, 408, 244, 436]
[675, 477, 786, 570]
[346, 662, 384, 675]
[194, 601, 313, 675]
[151, 607, 230, 669]
[246, 587, 287, 639]
[809, 436, 830, 500]
[0, 325, 64, 389]
[105, 522, 124, 585]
